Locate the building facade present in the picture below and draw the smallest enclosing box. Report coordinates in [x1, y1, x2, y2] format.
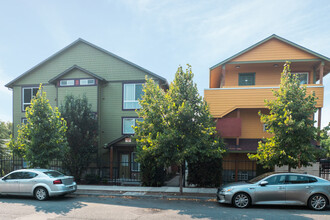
[5, 39, 168, 182]
[204, 34, 330, 183]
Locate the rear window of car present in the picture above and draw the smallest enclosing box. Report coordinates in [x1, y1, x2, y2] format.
[43, 171, 64, 178]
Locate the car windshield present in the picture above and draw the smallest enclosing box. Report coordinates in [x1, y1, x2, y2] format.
[43, 171, 65, 178]
[247, 172, 276, 184]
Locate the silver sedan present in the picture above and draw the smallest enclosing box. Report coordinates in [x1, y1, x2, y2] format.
[217, 172, 330, 210]
[0, 169, 77, 201]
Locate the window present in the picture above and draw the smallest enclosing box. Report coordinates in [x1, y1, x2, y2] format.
[123, 118, 143, 134]
[22, 118, 28, 124]
[286, 175, 310, 184]
[265, 175, 286, 185]
[123, 83, 143, 109]
[60, 79, 74, 86]
[292, 72, 308, 84]
[5, 172, 23, 180]
[239, 73, 255, 86]
[263, 124, 268, 132]
[80, 79, 95, 85]
[131, 152, 140, 172]
[22, 87, 39, 111]
[21, 172, 38, 179]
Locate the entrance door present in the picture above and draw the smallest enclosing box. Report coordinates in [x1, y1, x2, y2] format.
[119, 153, 130, 180]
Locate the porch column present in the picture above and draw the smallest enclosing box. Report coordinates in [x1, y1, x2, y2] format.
[236, 109, 240, 146]
[319, 61, 324, 84]
[110, 146, 113, 179]
[221, 65, 226, 87]
[318, 108, 322, 130]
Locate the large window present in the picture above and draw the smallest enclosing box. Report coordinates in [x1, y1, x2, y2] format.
[22, 87, 39, 111]
[239, 73, 255, 86]
[123, 83, 143, 109]
[292, 72, 308, 84]
[123, 118, 143, 134]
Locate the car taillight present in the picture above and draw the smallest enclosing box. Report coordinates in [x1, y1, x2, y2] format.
[53, 179, 62, 184]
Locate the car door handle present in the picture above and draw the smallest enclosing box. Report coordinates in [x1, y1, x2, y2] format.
[278, 187, 285, 190]
[306, 186, 311, 189]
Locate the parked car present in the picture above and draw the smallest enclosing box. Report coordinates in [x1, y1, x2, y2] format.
[217, 172, 330, 210]
[0, 169, 77, 201]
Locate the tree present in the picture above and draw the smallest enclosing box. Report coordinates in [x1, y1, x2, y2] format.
[0, 121, 12, 157]
[135, 65, 225, 193]
[321, 135, 330, 158]
[8, 84, 68, 168]
[59, 95, 98, 182]
[248, 61, 325, 171]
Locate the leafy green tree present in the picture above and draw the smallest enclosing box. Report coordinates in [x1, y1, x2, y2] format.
[8, 84, 68, 168]
[321, 135, 330, 158]
[135, 65, 225, 193]
[248, 62, 326, 171]
[59, 95, 98, 182]
[0, 121, 12, 157]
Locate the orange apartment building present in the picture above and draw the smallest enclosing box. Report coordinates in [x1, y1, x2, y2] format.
[204, 34, 330, 183]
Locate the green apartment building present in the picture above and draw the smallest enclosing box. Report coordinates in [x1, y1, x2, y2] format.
[5, 39, 168, 182]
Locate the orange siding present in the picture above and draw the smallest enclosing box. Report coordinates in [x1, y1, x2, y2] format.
[232, 38, 318, 62]
[210, 66, 221, 88]
[224, 64, 314, 87]
[204, 85, 324, 118]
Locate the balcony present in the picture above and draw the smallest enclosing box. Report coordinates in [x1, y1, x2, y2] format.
[204, 84, 324, 118]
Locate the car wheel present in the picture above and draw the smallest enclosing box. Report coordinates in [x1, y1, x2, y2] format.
[308, 194, 328, 211]
[233, 193, 250, 208]
[34, 187, 49, 201]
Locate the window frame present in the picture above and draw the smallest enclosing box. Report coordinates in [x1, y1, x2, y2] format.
[238, 72, 256, 86]
[22, 118, 28, 124]
[80, 78, 95, 86]
[22, 87, 39, 112]
[59, 79, 75, 87]
[122, 82, 144, 110]
[292, 72, 309, 84]
[122, 117, 143, 135]
[131, 152, 141, 172]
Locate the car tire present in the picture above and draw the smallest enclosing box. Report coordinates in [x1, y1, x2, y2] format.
[34, 187, 49, 201]
[308, 194, 328, 211]
[232, 193, 251, 208]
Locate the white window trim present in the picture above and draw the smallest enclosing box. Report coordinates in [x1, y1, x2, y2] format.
[292, 72, 309, 84]
[22, 87, 39, 111]
[263, 124, 268, 132]
[80, 79, 95, 85]
[60, 79, 75, 86]
[123, 83, 143, 110]
[22, 118, 28, 124]
[131, 152, 140, 172]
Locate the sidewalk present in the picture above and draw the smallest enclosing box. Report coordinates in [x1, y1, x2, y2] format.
[74, 185, 217, 201]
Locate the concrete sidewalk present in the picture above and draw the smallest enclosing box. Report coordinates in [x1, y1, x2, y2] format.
[74, 185, 217, 201]
[77, 185, 217, 194]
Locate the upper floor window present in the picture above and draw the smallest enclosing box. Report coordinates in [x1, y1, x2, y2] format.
[239, 73, 255, 86]
[22, 118, 28, 124]
[22, 87, 38, 111]
[123, 118, 143, 134]
[60, 79, 74, 86]
[292, 72, 308, 84]
[123, 83, 143, 109]
[80, 79, 95, 85]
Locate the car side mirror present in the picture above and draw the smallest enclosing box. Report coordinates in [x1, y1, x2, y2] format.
[259, 181, 268, 186]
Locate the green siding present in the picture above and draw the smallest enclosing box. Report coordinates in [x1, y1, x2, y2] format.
[58, 86, 98, 112]
[10, 41, 163, 163]
[61, 69, 91, 79]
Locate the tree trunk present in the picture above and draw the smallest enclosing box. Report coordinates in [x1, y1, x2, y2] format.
[288, 165, 291, 172]
[179, 165, 183, 194]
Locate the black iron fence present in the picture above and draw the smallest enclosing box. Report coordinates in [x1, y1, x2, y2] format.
[222, 160, 257, 184]
[319, 159, 330, 180]
[0, 156, 141, 185]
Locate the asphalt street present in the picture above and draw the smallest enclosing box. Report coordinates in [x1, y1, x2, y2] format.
[0, 195, 329, 220]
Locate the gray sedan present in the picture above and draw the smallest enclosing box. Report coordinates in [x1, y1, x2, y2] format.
[217, 172, 330, 210]
[0, 169, 77, 201]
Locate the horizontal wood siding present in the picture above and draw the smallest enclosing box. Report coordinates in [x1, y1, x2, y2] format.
[61, 69, 91, 79]
[232, 38, 318, 62]
[204, 85, 324, 118]
[57, 86, 98, 112]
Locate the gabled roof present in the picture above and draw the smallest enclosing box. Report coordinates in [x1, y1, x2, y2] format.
[48, 65, 106, 84]
[6, 38, 168, 88]
[104, 135, 132, 148]
[210, 34, 330, 70]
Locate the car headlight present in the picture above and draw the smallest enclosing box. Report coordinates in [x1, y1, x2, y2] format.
[221, 188, 233, 193]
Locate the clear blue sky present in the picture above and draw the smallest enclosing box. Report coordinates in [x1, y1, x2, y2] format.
[0, 0, 329, 127]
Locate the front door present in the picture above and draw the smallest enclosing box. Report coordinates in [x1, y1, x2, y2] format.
[119, 153, 130, 180]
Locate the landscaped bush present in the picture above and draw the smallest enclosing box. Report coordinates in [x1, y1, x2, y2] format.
[188, 158, 222, 187]
[139, 154, 166, 187]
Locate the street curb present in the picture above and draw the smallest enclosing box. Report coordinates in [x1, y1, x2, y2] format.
[72, 191, 216, 202]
